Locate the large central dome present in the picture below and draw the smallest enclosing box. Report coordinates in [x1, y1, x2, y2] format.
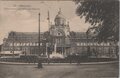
[54, 9, 66, 26]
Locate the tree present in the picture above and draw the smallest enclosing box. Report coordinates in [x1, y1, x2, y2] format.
[74, 0, 119, 42]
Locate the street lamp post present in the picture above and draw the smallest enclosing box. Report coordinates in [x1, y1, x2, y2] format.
[38, 13, 41, 56]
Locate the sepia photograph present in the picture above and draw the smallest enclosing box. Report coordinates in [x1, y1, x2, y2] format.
[0, 0, 119, 78]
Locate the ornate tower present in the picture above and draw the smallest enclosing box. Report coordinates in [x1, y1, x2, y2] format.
[49, 9, 70, 56]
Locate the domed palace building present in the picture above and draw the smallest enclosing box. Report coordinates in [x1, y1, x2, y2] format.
[1, 9, 118, 58]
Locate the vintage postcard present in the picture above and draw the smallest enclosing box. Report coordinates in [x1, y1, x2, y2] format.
[0, 0, 119, 78]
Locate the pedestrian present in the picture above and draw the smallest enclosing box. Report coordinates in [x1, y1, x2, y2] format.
[38, 60, 43, 68]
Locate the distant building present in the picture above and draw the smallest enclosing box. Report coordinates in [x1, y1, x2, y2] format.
[1, 9, 117, 58]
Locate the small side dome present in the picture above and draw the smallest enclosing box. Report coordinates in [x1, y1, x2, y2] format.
[54, 8, 66, 26]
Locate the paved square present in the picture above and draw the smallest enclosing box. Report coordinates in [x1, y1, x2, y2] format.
[0, 63, 118, 78]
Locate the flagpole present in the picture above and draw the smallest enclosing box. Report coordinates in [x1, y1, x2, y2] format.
[47, 11, 50, 31]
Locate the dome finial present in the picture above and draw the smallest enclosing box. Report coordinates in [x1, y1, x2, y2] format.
[58, 8, 61, 14]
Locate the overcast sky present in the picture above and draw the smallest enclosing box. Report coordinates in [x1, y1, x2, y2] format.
[0, 1, 90, 44]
